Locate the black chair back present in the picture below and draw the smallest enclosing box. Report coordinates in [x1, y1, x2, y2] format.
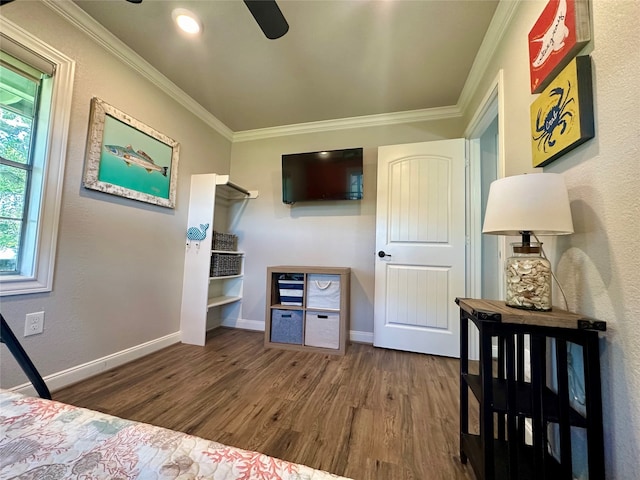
[0, 313, 51, 399]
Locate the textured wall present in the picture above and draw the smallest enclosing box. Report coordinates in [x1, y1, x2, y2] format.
[551, 2, 640, 476]
[465, 1, 640, 477]
[0, 3, 231, 388]
[229, 119, 464, 334]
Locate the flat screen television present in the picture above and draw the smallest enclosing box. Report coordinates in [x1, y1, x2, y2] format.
[282, 147, 363, 204]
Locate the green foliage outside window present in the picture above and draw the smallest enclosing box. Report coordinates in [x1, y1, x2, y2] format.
[0, 61, 37, 273]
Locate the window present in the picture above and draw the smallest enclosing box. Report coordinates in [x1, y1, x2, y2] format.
[0, 20, 75, 296]
[1, 56, 41, 275]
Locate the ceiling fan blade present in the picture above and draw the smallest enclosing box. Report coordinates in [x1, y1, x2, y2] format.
[243, 0, 289, 40]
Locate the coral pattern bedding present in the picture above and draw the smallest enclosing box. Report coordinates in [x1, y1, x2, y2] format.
[0, 390, 351, 480]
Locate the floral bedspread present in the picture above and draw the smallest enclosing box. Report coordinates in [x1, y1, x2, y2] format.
[0, 389, 351, 480]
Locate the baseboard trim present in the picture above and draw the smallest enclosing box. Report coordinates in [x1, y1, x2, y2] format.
[219, 318, 265, 331]
[11, 331, 181, 396]
[350, 330, 374, 344]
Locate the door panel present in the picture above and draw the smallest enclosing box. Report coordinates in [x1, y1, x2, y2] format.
[374, 139, 466, 357]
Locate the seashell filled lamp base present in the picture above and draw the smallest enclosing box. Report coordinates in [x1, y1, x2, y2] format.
[505, 242, 552, 311]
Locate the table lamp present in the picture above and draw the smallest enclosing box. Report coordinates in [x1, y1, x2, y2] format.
[482, 173, 573, 311]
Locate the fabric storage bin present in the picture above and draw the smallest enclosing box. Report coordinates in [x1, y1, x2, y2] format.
[306, 274, 341, 310]
[271, 309, 303, 344]
[278, 274, 304, 306]
[305, 311, 340, 349]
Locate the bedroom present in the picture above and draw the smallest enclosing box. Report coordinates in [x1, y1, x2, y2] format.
[0, 0, 638, 479]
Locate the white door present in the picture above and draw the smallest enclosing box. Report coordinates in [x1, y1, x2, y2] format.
[373, 139, 466, 357]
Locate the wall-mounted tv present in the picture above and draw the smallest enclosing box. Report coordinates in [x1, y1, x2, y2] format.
[282, 147, 363, 204]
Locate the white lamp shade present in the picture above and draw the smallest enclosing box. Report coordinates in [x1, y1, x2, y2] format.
[482, 173, 574, 235]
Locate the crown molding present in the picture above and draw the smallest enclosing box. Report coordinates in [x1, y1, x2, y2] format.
[233, 1, 521, 142]
[41, 0, 234, 142]
[41, 0, 519, 144]
[232, 105, 462, 142]
[457, 0, 521, 116]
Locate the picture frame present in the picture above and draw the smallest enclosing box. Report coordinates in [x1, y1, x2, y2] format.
[528, 0, 591, 94]
[530, 55, 594, 168]
[83, 97, 180, 208]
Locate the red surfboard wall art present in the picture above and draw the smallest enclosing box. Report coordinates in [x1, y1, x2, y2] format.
[528, 0, 591, 94]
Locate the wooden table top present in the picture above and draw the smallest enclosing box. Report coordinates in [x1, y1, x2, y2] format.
[455, 298, 606, 332]
[268, 266, 351, 275]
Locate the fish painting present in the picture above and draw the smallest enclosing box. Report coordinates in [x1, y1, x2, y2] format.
[104, 144, 168, 177]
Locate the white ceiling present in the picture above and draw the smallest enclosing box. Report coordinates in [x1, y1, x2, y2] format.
[72, 0, 499, 133]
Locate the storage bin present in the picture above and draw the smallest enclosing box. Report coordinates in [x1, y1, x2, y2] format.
[212, 231, 238, 251]
[305, 311, 340, 349]
[271, 309, 303, 344]
[306, 274, 341, 310]
[210, 253, 241, 277]
[278, 274, 304, 306]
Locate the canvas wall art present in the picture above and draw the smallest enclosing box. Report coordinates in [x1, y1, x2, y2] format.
[530, 55, 594, 168]
[528, 0, 591, 94]
[83, 98, 180, 208]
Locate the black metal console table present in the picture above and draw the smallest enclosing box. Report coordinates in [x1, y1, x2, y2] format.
[456, 298, 606, 480]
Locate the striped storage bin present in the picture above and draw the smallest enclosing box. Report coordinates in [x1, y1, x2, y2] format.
[271, 309, 303, 344]
[278, 274, 304, 306]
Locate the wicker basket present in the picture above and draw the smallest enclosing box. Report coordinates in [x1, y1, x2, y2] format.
[210, 253, 241, 277]
[212, 231, 238, 251]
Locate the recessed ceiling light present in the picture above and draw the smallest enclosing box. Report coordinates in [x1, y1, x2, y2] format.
[172, 8, 202, 35]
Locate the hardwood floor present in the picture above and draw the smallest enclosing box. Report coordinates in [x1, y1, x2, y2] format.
[54, 328, 477, 480]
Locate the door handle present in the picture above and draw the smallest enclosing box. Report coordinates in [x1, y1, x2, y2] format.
[378, 250, 392, 258]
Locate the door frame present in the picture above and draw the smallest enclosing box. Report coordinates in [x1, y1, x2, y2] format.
[464, 70, 506, 359]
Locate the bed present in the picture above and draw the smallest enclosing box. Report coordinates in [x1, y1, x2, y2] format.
[0, 389, 351, 480]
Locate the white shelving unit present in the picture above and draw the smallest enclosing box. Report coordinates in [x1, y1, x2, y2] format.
[180, 174, 257, 346]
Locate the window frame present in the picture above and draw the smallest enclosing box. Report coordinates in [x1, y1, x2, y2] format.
[0, 19, 75, 296]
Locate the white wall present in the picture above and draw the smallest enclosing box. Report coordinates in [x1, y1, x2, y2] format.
[229, 119, 464, 335]
[0, 3, 231, 388]
[464, 1, 640, 477]
[3, 2, 638, 476]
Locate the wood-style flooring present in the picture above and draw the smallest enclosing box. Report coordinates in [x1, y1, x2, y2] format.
[54, 328, 477, 480]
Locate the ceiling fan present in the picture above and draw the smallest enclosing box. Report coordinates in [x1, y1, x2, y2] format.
[0, 0, 289, 40]
[242, 0, 289, 40]
[127, 0, 289, 40]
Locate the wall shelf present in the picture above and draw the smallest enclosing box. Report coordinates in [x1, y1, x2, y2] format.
[209, 274, 243, 281]
[214, 175, 258, 201]
[180, 174, 256, 346]
[207, 295, 243, 309]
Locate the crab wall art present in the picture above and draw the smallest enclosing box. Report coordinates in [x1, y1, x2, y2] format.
[530, 56, 595, 167]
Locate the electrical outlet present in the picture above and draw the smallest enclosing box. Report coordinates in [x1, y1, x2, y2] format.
[24, 311, 45, 336]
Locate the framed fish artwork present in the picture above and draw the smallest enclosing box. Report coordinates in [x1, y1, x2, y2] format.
[528, 0, 591, 94]
[530, 55, 594, 168]
[83, 97, 180, 208]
